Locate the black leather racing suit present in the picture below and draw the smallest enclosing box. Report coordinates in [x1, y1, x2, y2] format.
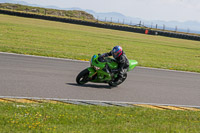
[101, 51, 129, 83]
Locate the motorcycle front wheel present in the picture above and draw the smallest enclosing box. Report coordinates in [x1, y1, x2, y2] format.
[76, 69, 89, 85]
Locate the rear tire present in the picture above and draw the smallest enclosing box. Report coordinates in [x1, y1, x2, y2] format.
[108, 82, 118, 87]
[76, 69, 89, 85]
[108, 73, 127, 87]
[121, 73, 127, 83]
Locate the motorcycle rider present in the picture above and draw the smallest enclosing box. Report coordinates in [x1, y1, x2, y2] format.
[100, 46, 129, 85]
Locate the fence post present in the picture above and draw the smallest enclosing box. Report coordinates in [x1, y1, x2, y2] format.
[163, 24, 165, 31]
[187, 28, 190, 33]
[97, 16, 99, 23]
[156, 24, 158, 29]
[175, 26, 177, 32]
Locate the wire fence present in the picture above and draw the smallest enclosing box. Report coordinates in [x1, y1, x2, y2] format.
[96, 16, 197, 34]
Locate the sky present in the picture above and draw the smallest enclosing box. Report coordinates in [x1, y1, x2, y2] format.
[12, 0, 200, 22]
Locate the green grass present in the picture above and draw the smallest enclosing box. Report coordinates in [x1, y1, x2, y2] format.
[0, 14, 200, 72]
[1, 102, 200, 133]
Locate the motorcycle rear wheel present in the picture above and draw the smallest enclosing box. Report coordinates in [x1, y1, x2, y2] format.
[76, 69, 89, 85]
[108, 73, 127, 87]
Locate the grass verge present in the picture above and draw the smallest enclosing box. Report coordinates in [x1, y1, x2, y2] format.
[0, 14, 200, 72]
[1, 102, 200, 132]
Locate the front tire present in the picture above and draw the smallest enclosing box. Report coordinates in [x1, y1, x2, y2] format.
[76, 69, 89, 85]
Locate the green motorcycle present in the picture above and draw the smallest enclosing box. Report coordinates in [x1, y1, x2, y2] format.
[76, 54, 138, 87]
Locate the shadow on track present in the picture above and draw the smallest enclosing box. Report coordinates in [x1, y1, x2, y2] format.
[67, 83, 112, 89]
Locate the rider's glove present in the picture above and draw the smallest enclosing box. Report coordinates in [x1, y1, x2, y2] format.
[100, 53, 109, 58]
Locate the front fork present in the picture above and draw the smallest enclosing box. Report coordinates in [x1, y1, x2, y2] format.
[88, 67, 96, 79]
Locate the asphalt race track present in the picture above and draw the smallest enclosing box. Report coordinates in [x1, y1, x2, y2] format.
[0, 52, 200, 106]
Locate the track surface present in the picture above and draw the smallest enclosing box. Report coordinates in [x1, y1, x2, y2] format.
[0, 53, 200, 106]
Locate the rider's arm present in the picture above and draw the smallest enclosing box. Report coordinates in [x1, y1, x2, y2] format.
[101, 51, 112, 57]
[118, 55, 129, 75]
[118, 56, 126, 72]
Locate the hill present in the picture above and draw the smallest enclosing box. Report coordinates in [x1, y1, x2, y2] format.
[0, 3, 95, 20]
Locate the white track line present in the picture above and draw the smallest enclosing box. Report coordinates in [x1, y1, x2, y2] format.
[0, 52, 199, 75]
[0, 96, 200, 108]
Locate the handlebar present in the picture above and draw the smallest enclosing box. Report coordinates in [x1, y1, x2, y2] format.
[98, 56, 106, 62]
